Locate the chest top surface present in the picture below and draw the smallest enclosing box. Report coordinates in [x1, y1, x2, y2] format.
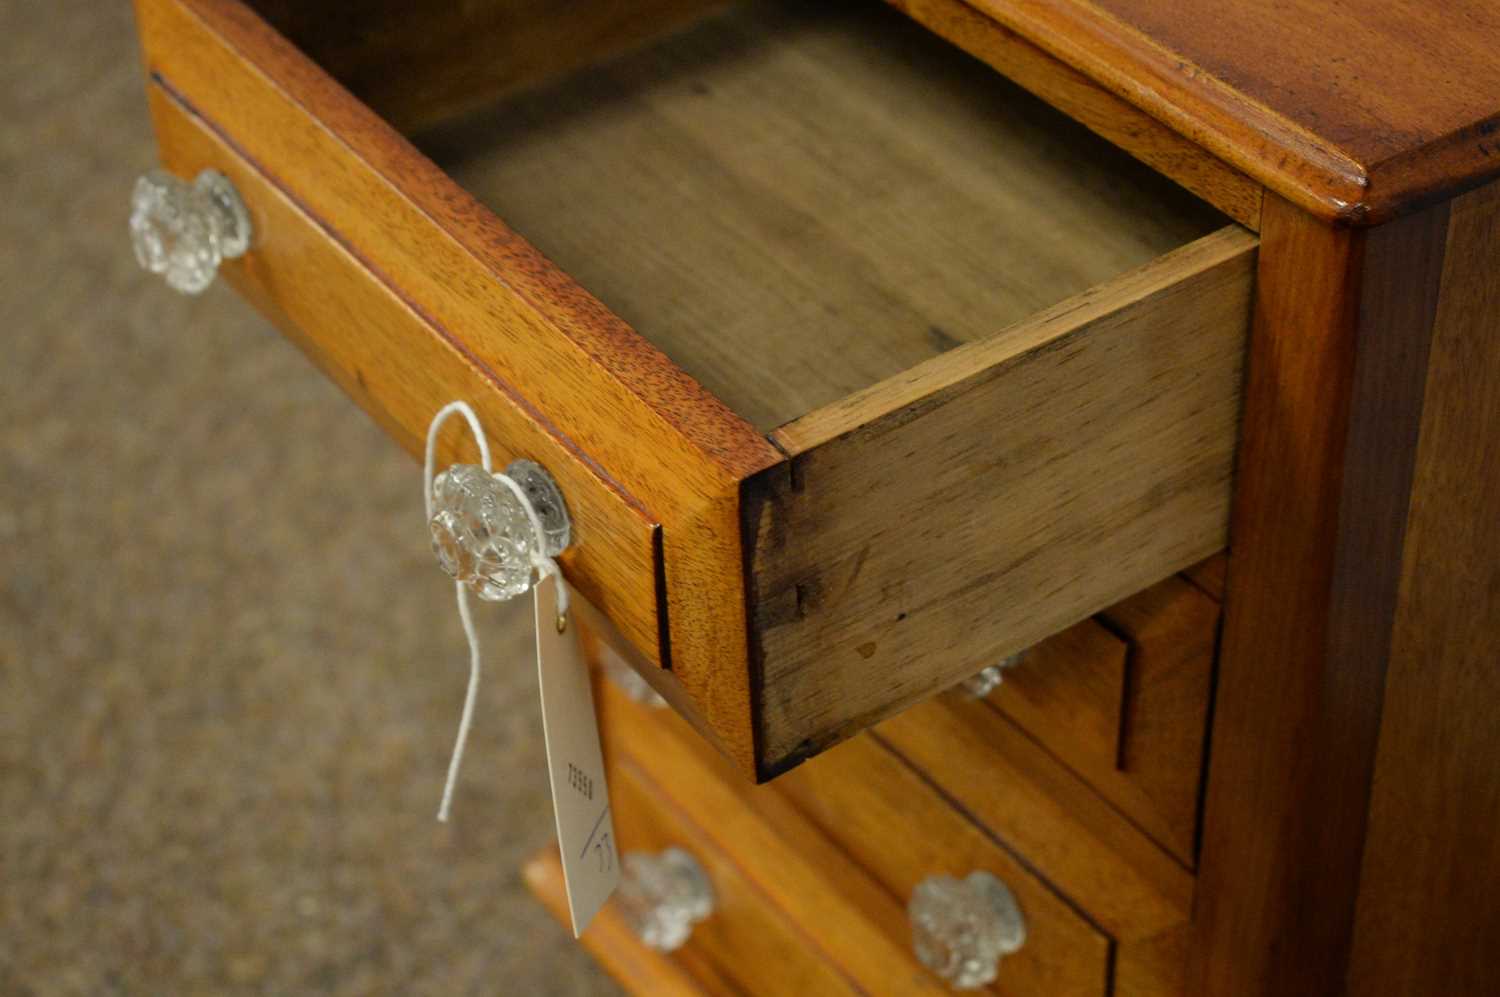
[962, 0, 1500, 222]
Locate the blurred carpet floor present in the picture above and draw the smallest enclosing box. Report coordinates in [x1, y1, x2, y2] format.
[0, 1, 619, 993]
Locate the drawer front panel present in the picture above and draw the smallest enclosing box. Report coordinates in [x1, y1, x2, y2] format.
[776, 734, 1111, 997]
[877, 692, 1194, 941]
[604, 754, 859, 997]
[981, 574, 1220, 865]
[135, 0, 782, 776]
[144, 81, 667, 666]
[525, 845, 739, 997]
[595, 675, 953, 996]
[594, 650, 1113, 996]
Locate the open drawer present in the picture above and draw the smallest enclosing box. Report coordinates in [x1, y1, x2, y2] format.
[133, 0, 1256, 779]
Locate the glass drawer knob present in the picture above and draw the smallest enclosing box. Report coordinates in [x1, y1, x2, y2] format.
[909, 871, 1026, 989]
[130, 168, 251, 294]
[429, 459, 571, 601]
[959, 650, 1025, 699]
[615, 847, 715, 952]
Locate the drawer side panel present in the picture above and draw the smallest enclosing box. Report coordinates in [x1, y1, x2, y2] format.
[750, 227, 1256, 774]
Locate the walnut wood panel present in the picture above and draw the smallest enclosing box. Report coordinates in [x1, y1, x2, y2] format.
[875, 693, 1194, 942]
[133, 0, 784, 776]
[983, 575, 1217, 866]
[775, 733, 1111, 997]
[524, 845, 737, 997]
[1345, 180, 1500, 995]
[955, 0, 1500, 223]
[748, 227, 1255, 774]
[595, 676, 954, 996]
[1091, 575, 1217, 865]
[143, 82, 667, 668]
[883, 0, 1260, 230]
[1181, 552, 1226, 601]
[605, 754, 859, 997]
[428, 0, 1226, 432]
[245, 0, 724, 133]
[1191, 194, 1454, 995]
[1113, 925, 1189, 997]
[988, 621, 1128, 801]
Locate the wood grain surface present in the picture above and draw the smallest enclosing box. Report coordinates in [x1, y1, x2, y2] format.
[748, 227, 1255, 773]
[1181, 552, 1226, 601]
[605, 753, 862, 997]
[246, 0, 724, 133]
[986, 621, 1130, 806]
[136, 0, 783, 777]
[1090, 576, 1218, 866]
[885, 0, 1260, 229]
[775, 732, 1111, 997]
[1190, 194, 1453, 995]
[875, 693, 1194, 942]
[953, 0, 1500, 222]
[1344, 180, 1500, 995]
[983, 575, 1218, 867]
[524, 845, 733, 997]
[428, 0, 1225, 431]
[144, 82, 669, 669]
[595, 674, 954, 996]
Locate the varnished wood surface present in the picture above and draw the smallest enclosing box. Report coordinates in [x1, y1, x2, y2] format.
[749, 227, 1254, 773]
[595, 674, 955, 996]
[1191, 195, 1453, 995]
[136, 0, 783, 777]
[954, 0, 1500, 222]
[885, 0, 1260, 230]
[775, 732, 1111, 997]
[1112, 925, 1189, 997]
[990, 621, 1129, 811]
[247, 0, 724, 133]
[606, 753, 862, 996]
[524, 846, 734, 997]
[986, 575, 1218, 866]
[1181, 552, 1226, 602]
[1345, 180, 1500, 995]
[876, 692, 1194, 942]
[427, 0, 1225, 432]
[144, 81, 670, 669]
[1091, 576, 1218, 866]
[137, 0, 1260, 779]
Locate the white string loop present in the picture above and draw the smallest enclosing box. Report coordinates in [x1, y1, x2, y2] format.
[424, 400, 567, 822]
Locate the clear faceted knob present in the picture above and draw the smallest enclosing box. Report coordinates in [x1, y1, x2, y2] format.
[429, 459, 571, 601]
[959, 650, 1026, 699]
[130, 168, 251, 294]
[909, 871, 1026, 990]
[614, 847, 714, 952]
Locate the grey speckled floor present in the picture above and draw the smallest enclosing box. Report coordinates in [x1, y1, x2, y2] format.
[0, 1, 619, 993]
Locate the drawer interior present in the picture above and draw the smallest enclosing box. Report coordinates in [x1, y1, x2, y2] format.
[424, 1, 1225, 431]
[167, 0, 1253, 779]
[256, 0, 1226, 432]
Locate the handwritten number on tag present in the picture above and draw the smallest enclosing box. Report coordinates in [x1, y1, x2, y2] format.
[568, 762, 594, 802]
[590, 832, 612, 873]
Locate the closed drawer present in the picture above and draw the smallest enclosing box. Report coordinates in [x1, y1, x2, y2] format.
[593, 665, 957, 996]
[875, 681, 1198, 995]
[977, 572, 1220, 865]
[133, 0, 1256, 779]
[525, 845, 736, 997]
[592, 648, 1111, 996]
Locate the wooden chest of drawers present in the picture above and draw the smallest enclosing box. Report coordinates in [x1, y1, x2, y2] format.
[128, 0, 1500, 993]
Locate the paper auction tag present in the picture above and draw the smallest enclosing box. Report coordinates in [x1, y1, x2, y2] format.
[534, 574, 618, 936]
